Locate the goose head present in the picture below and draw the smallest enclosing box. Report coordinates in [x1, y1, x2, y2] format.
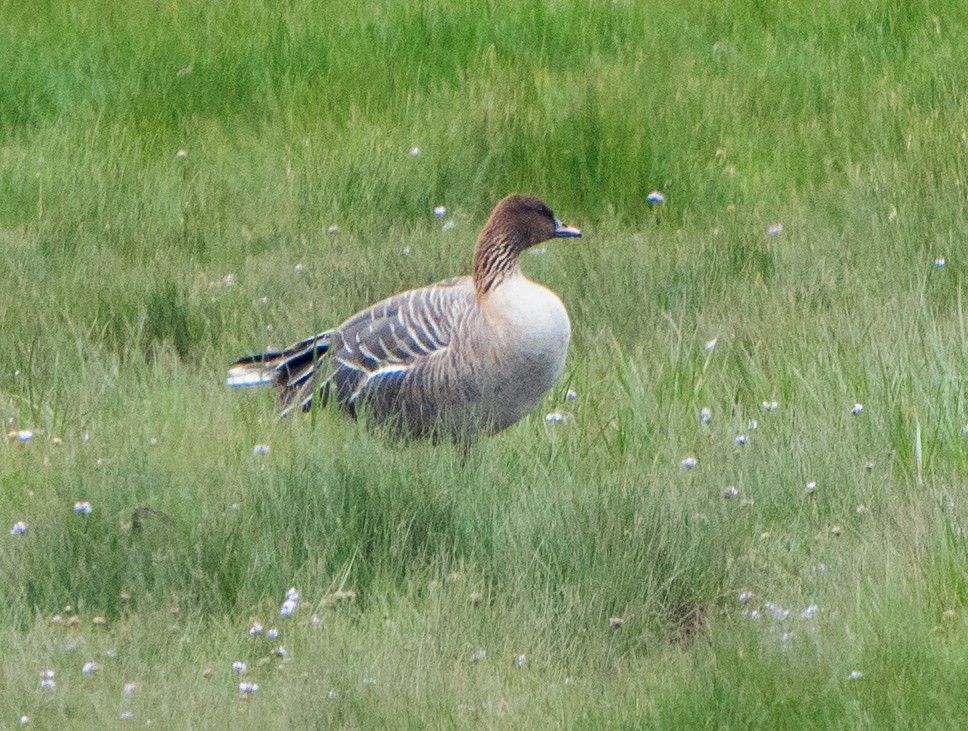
[473, 195, 581, 294]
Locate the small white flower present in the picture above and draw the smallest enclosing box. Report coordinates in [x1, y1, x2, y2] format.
[851, 403, 864, 415]
[327, 224, 340, 234]
[762, 400, 779, 411]
[401, 246, 411, 256]
[361, 676, 377, 686]
[285, 587, 299, 601]
[734, 434, 748, 446]
[20, 716, 29, 725]
[9, 520, 27, 536]
[327, 689, 338, 699]
[801, 604, 820, 620]
[433, 206, 447, 218]
[123, 682, 138, 695]
[222, 273, 235, 288]
[148, 437, 158, 446]
[767, 223, 783, 236]
[470, 649, 486, 663]
[409, 146, 421, 157]
[748, 419, 758, 430]
[74, 501, 93, 515]
[515, 654, 526, 668]
[744, 609, 761, 620]
[176, 65, 193, 77]
[239, 682, 260, 695]
[724, 486, 739, 499]
[738, 591, 753, 603]
[248, 622, 263, 635]
[13, 429, 33, 442]
[280, 599, 297, 616]
[934, 257, 945, 268]
[119, 711, 134, 720]
[267, 627, 279, 640]
[849, 670, 863, 680]
[82, 661, 99, 675]
[175, 149, 188, 160]
[700, 407, 712, 423]
[764, 602, 789, 621]
[565, 389, 578, 400]
[293, 263, 305, 274]
[704, 338, 718, 351]
[274, 646, 287, 658]
[252, 443, 271, 456]
[805, 481, 817, 494]
[545, 412, 566, 424]
[681, 456, 698, 469]
[232, 661, 247, 674]
[39, 679, 55, 690]
[40, 670, 55, 680]
[646, 190, 665, 204]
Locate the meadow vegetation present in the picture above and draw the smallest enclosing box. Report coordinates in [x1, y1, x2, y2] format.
[1, 0, 967, 726]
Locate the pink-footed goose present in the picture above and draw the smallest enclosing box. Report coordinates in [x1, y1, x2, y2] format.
[227, 195, 581, 442]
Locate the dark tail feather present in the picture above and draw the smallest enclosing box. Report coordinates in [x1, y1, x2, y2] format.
[226, 330, 333, 411]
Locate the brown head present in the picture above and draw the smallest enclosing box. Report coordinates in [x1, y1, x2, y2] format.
[472, 195, 581, 294]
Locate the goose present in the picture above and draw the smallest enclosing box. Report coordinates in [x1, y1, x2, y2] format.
[226, 194, 581, 443]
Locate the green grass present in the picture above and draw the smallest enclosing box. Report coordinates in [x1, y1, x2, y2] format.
[2, 0, 968, 726]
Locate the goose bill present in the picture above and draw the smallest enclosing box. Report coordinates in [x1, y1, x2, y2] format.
[553, 219, 582, 238]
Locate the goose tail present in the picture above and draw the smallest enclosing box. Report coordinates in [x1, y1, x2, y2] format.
[227, 331, 333, 408]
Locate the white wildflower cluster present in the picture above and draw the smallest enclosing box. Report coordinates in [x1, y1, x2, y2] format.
[74, 501, 93, 515]
[280, 587, 300, 617]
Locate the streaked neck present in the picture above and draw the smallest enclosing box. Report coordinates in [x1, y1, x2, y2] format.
[473, 233, 522, 296]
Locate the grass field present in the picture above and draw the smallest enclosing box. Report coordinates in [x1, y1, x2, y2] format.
[1, 0, 967, 726]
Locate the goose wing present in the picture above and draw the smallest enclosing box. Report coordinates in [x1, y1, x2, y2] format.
[331, 277, 473, 400]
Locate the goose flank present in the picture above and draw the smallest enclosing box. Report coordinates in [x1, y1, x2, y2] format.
[227, 195, 581, 443]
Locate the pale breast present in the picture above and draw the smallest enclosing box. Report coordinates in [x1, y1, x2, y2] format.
[476, 275, 571, 429]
